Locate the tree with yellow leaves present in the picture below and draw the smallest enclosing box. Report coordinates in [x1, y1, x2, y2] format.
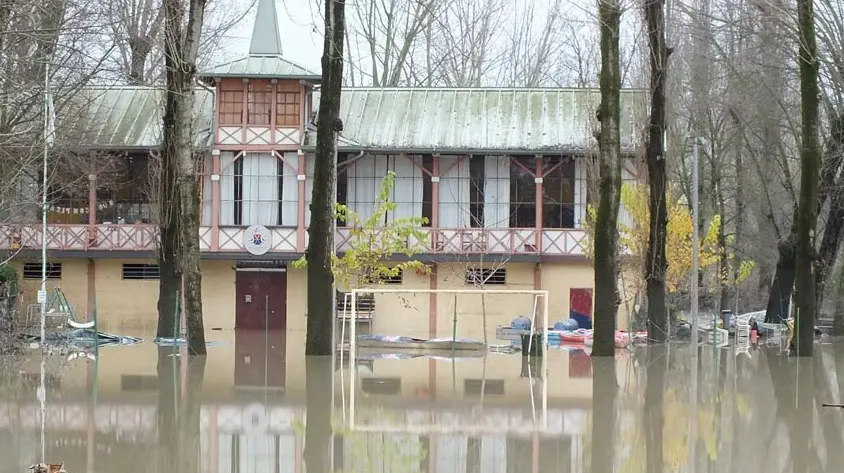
[585, 182, 754, 295]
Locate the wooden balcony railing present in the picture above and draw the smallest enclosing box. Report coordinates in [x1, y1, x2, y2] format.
[0, 224, 587, 256]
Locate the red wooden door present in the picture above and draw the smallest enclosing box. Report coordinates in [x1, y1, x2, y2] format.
[235, 270, 287, 330]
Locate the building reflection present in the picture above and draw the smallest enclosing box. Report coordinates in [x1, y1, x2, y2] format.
[0, 330, 637, 473]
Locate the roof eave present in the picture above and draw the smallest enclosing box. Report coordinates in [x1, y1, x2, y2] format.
[300, 144, 641, 156]
[200, 73, 321, 82]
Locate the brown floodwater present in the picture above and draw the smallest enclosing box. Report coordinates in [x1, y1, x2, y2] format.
[0, 330, 842, 473]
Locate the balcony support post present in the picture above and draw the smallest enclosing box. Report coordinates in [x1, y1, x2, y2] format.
[431, 154, 440, 252]
[211, 149, 221, 250]
[296, 150, 306, 252]
[535, 155, 543, 253]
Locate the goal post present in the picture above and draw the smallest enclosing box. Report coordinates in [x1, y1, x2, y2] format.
[346, 287, 550, 431]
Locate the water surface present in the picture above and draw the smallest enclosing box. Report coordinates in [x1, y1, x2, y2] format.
[1, 330, 842, 473]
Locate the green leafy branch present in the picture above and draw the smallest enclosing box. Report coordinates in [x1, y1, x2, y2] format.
[293, 171, 431, 289]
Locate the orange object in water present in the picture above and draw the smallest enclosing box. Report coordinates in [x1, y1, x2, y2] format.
[750, 328, 758, 344]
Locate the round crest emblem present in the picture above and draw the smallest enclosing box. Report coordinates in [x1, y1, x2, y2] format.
[243, 225, 272, 255]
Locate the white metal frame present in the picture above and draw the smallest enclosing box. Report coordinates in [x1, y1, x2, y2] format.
[347, 288, 550, 431]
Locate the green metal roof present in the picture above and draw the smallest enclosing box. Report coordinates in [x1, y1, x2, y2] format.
[201, 55, 320, 80]
[66, 86, 645, 152]
[70, 86, 214, 149]
[305, 88, 646, 153]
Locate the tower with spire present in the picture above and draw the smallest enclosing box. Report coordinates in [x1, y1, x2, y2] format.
[201, 0, 319, 152]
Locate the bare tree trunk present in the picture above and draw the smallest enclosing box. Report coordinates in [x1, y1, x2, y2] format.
[793, 0, 821, 356]
[156, 225, 180, 339]
[644, 0, 670, 343]
[732, 149, 745, 311]
[766, 235, 796, 324]
[813, 113, 844, 308]
[161, 0, 207, 355]
[306, 0, 346, 356]
[592, 0, 622, 357]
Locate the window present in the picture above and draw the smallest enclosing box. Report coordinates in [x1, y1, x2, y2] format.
[219, 80, 244, 124]
[421, 155, 433, 226]
[542, 156, 576, 228]
[464, 379, 505, 396]
[509, 157, 536, 227]
[23, 263, 61, 280]
[122, 263, 160, 280]
[247, 81, 272, 125]
[469, 156, 485, 227]
[376, 270, 403, 285]
[275, 87, 300, 126]
[465, 268, 506, 286]
[96, 153, 154, 224]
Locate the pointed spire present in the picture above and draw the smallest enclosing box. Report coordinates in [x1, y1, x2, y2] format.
[249, 0, 283, 56]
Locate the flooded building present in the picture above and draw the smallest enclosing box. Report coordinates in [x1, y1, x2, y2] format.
[0, 0, 645, 339]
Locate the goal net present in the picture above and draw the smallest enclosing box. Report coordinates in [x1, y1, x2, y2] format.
[337, 287, 550, 434]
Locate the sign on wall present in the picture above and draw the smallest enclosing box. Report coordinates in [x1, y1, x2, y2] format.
[244, 225, 272, 255]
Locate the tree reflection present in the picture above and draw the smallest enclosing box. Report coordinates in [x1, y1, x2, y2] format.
[304, 356, 333, 473]
[644, 345, 666, 473]
[590, 356, 617, 473]
[156, 348, 206, 473]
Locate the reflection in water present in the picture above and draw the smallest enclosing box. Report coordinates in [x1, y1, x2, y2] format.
[3, 331, 844, 472]
[590, 357, 616, 473]
[304, 356, 332, 473]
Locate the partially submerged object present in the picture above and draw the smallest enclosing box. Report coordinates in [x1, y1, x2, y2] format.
[29, 464, 66, 473]
[20, 328, 143, 349]
[356, 334, 486, 356]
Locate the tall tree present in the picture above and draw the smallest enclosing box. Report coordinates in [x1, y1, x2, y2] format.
[592, 0, 623, 357]
[160, 0, 208, 354]
[793, 0, 821, 356]
[306, 0, 346, 356]
[644, 0, 670, 342]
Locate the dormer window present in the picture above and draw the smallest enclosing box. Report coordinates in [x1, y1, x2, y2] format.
[247, 80, 272, 125]
[276, 83, 300, 127]
[219, 80, 244, 125]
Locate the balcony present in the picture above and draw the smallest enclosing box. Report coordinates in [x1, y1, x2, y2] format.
[0, 224, 586, 256]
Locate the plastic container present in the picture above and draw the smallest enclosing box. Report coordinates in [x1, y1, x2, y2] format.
[511, 316, 532, 330]
[554, 319, 580, 331]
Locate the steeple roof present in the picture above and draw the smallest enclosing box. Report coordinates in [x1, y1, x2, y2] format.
[200, 0, 319, 81]
[249, 0, 283, 56]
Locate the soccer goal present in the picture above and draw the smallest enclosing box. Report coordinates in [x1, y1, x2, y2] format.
[342, 287, 550, 432]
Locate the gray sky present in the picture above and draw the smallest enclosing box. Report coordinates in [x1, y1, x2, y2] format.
[226, 0, 322, 71]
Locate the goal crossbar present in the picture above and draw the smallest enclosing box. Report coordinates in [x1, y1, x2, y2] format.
[347, 288, 550, 430]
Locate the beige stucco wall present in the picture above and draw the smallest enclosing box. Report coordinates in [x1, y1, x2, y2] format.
[14, 259, 237, 333]
[285, 260, 627, 340]
[14, 259, 89, 326]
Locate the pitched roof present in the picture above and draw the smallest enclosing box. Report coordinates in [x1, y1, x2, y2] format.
[69, 86, 214, 149]
[304, 88, 645, 154]
[200, 0, 319, 81]
[201, 55, 320, 80]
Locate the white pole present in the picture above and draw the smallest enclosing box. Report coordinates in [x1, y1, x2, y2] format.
[40, 62, 50, 346]
[691, 138, 699, 348]
[349, 289, 357, 428]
